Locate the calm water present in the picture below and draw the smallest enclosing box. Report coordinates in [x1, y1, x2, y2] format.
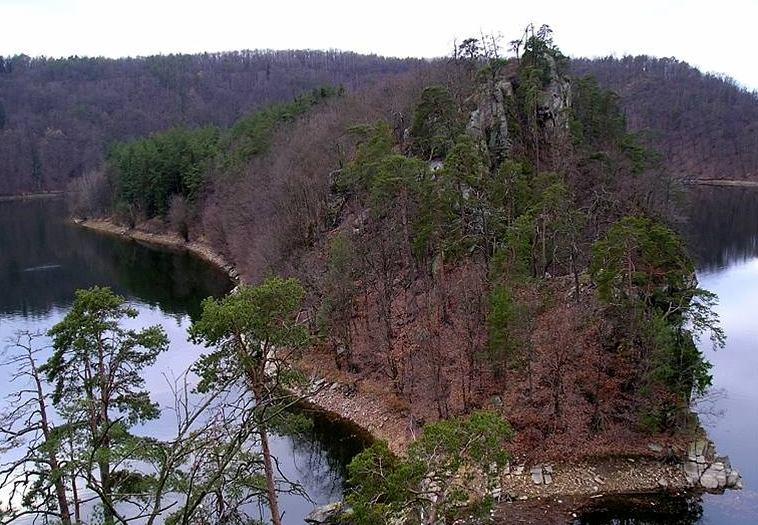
[0, 198, 365, 524]
[687, 187, 758, 524]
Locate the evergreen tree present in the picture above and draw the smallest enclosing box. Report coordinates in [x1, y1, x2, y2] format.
[189, 276, 309, 525]
[409, 85, 460, 160]
[44, 287, 169, 525]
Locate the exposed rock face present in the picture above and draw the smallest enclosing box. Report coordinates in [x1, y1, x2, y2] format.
[466, 54, 572, 168]
[466, 77, 513, 165]
[537, 55, 572, 136]
[305, 502, 349, 524]
[683, 439, 743, 491]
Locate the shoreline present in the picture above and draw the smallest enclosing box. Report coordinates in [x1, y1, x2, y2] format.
[692, 179, 758, 188]
[0, 191, 64, 202]
[74, 216, 738, 520]
[76, 218, 240, 282]
[297, 376, 712, 500]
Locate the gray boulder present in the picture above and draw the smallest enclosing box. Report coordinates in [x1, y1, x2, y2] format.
[305, 502, 346, 524]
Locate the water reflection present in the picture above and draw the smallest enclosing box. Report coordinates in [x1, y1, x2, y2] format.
[574, 494, 704, 525]
[0, 199, 365, 524]
[574, 186, 758, 525]
[683, 186, 758, 273]
[286, 408, 372, 495]
[0, 199, 230, 320]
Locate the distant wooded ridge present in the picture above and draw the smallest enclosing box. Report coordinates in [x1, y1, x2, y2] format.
[572, 56, 758, 181]
[0, 50, 430, 195]
[1, 50, 758, 195]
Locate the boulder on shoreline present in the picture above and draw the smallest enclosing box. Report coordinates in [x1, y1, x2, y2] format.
[683, 439, 742, 491]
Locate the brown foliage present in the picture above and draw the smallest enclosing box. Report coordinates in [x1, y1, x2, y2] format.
[199, 67, 445, 283]
[574, 55, 758, 181]
[0, 51, 426, 195]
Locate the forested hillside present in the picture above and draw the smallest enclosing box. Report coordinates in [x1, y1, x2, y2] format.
[73, 29, 722, 467]
[574, 56, 758, 180]
[0, 51, 424, 194]
[5, 50, 758, 196]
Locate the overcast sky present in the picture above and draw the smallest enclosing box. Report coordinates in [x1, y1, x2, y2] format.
[2, 0, 757, 90]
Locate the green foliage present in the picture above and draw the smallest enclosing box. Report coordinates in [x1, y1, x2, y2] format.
[519, 26, 568, 86]
[45, 286, 168, 422]
[318, 232, 358, 352]
[110, 86, 338, 220]
[413, 135, 494, 259]
[368, 154, 427, 213]
[457, 38, 484, 61]
[409, 85, 460, 159]
[43, 286, 168, 524]
[338, 121, 395, 193]
[338, 120, 427, 221]
[486, 283, 525, 372]
[569, 77, 626, 147]
[570, 76, 658, 176]
[409, 409, 511, 470]
[189, 276, 309, 393]
[345, 411, 512, 525]
[345, 441, 422, 524]
[227, 86, 338, 165]
[590, 216, 725, 428]
[645, 313, 714, 399]
[110, 126, 221, 216]
[590, 216, 694, 311]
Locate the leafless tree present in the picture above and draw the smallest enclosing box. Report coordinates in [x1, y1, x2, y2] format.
[0, 332, 76, 525]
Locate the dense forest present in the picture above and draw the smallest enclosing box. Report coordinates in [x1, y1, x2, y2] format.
[575, 55, 758, 180]
[2, 31, 748, 524]
[0, 50, 425, 194]
[4, 50, 758, 198]
[70, 28, 721, 460]
[4, 51, 758, 197]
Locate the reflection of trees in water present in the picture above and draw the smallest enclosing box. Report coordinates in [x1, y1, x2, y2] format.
[575, 494, 704, 525]
[684, 187, 758, 272]
[0, 199, 230, 319]
[282, 409, 371, 502]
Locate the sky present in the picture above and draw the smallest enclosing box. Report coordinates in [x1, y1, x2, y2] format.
[1, 0, 757, 91]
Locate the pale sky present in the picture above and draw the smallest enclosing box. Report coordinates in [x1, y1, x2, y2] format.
[1, 0, 757, 91]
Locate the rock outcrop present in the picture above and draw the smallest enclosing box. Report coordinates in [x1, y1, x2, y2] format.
[466, 53, 571, 168]
[683, 438, 742, 491]
[466, 76, 513, 165]
[305, 502, 349, 524]
[537, 55, 571, 136]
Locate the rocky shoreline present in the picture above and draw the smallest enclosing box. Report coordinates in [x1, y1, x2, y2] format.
[0, 191, 64, 202]
[75, 217, 743, 523]
[694, 178, 758, 187]
[75, 218, 240, 282]
[300, 376, 742, 520]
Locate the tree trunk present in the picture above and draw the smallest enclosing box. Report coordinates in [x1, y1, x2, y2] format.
[99, 459, 114, 525]
[30, 353, 72, 525]
[259, 428, 282, 525]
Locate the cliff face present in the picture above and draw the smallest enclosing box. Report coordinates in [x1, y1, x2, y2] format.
[537, 55, 572, 136]
[466, 75, 513, 164]
[466, 54, 572, 166]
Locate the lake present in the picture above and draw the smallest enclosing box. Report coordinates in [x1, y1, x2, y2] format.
[2, 188, 756, 525]
[0, 198, 366, 524]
